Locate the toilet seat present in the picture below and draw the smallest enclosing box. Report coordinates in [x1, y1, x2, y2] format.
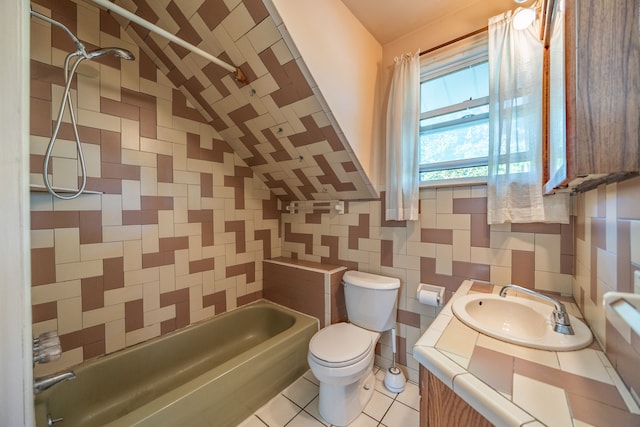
[308, 323, 373, 368]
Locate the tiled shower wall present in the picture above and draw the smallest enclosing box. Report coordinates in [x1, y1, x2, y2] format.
[29, 0, 280, 376]
[281, 186, 574, 382]
[574, 176, 640, 401]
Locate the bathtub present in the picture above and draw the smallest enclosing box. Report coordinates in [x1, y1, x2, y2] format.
[34, 300, 318, 427]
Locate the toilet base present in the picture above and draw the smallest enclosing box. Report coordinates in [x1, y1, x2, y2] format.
[318, 370, 376, 426]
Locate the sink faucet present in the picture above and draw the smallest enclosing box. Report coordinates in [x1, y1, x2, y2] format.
[34, 371, 76, 394]
[499, 284, 574, 335]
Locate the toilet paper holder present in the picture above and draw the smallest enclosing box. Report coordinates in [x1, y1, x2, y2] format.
[417, 283, 445, 306]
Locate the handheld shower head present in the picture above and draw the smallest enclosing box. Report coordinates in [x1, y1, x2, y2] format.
[85, 47, 135, 61]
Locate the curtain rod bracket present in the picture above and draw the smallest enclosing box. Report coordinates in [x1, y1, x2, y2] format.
[234, 68, 248, 85]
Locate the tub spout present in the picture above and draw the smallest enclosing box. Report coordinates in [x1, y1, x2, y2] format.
[34, 371, 76, 394]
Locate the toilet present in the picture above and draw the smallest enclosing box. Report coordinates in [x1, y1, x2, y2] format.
[307, 270, 400, 426]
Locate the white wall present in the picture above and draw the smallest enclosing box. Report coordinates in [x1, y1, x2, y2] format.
[0, 0, 34, 424]
[270, 0, 383, 189]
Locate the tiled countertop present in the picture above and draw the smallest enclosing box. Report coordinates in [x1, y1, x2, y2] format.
[413, 280, 640, 427]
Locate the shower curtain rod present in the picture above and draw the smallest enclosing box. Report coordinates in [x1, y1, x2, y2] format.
[85, 0, 248, 83]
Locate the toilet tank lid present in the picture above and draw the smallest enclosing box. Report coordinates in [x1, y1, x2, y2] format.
[343, 270, 400, 290]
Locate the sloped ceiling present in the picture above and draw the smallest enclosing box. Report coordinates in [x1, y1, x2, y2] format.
[109, 0, 377, 202]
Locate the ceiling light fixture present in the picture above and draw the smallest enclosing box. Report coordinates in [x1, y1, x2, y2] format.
[513, 6, 536, 29]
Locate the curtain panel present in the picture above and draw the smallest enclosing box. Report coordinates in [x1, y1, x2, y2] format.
[385, 52, 420, 221]
[487, 11, 569, 224]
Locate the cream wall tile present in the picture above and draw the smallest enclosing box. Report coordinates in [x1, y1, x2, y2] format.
[123, 240, 142, 271]
[122, 149, 157, 167]
[120, 53, 140, 92]
[32, 280, 81, 305]
[99, 65, 121, 102]
[76, 74, 101, 113]
[631, 221, 640, 265]
[126, 324, 160, 347]
[56, 260, 102, 282]
[534, 271, 572, 295]
[436, 213, 469, 230]
[436, 188, 453, 213]
[124, 267, 159, 287]
[490, 231, 535, 251]
[121, 179, 141, 210]
[471, 247, 511, 267]
[141, 224, 159, 254]
[57, 297, 82, 334]
[105, 318, 126, 354]
[158, 211, 175, 238]
[102, 194, 123, 226]
[30, 19, 51, 63]
[52, 157, 80, 189]
[103, 225, 141, 242]
[80, 242, 123, 261]
[121, 118, 140, 151]
[142, 281, 160, 312]
[435, 317, 478, 361]
[435, 244, 453, 276]
[104, 284, 142, 306]
[140, 166, 158, 196]
[512, 374, 572, 427]
[534, 234, 561, 273]
[471, 185, 487, 198]
[159, 265, 176, 293]
[81, 143, 100, 176]
[31, 229, 54, 249]
[144, 305, 176, 327]
[53, 193, 102, 212]
[452, 230, 471, 262]
[54, 228, 80, 264]
[247, 17, 281, 54]
[597, 248, 617, 288]
[83, 304, 125, 328]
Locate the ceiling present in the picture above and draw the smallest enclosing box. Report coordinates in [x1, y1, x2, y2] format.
[340, 0, 521, 44]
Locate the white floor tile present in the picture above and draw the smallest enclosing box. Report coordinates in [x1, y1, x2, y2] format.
[303, 369, 320, 386]
[381, 402, 420, 427]
[374, 369, 400, 399]
[346, 412, 379, 427]
[282, 377, 319, 408]
[285, 410, 328, 427]
[255, 394, 301, 426]
[395, 381, 420, 411]
[302, 396, 329, 426]
[363, 390, 394, 421]
[237, 415, 268, 427]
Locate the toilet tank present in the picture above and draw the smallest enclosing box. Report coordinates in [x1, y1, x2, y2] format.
[343, 270, 400, 332]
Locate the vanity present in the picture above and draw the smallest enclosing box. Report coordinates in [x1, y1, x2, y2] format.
[413, 280, 640, 427]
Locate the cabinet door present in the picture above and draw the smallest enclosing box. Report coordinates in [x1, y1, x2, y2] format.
[545, 0, 640, 193]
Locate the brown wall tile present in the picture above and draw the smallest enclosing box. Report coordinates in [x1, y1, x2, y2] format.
[31, 247, 56, 286]
[511, 250, 535, 288]
[421, 228, 453, 245]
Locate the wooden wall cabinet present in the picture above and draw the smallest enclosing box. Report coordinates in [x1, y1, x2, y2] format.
[544, 0, 640, 194]
[419, 365, 492, 427]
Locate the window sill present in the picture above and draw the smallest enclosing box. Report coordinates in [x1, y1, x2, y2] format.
[419, 177, 487, 189]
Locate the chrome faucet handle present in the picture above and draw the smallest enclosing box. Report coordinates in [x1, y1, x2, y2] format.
[499, 284, 575, 336]
[34, 346, 62, 364]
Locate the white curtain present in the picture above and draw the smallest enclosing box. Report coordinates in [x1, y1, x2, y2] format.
[385, 52, 420, 221]
[487, 11, 569, 224]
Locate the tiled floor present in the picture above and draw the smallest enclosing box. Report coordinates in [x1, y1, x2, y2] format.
[238, 367, 420, 427]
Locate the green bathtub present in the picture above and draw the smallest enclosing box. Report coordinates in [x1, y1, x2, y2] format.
[34, 300, 318, 426]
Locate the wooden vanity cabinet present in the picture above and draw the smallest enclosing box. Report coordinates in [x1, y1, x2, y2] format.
[544, 0, 640, 194]
[419, 365, 492, 427]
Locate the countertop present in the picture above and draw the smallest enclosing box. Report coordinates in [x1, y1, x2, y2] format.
[413, 280, 640, 427]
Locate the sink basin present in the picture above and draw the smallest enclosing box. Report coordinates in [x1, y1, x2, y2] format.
[451, 293, 592, 351]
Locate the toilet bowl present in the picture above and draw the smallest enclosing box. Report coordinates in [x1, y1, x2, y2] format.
[308, 323, 380, 426]
[307, 270, 400, 426]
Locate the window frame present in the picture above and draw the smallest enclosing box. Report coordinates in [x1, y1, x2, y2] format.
[418, 33, 490, 188]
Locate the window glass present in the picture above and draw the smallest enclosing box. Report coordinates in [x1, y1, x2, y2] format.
[418, 34, 489, 184]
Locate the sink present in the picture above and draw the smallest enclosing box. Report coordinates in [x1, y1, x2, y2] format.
[451, 293, 593, 351]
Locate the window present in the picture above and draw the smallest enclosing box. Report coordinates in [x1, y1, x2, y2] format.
[419, 34, 489, 184]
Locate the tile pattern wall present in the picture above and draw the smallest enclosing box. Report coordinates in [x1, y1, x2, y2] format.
[29, 0, 280, 376]
[109, 0, 377, 202]
[281, 186, 574, 381]
[574, 176, 640, 401]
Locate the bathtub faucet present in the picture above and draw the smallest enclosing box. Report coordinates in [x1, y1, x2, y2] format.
[499, 284, 574, 335]
[34, 371, 76, 394]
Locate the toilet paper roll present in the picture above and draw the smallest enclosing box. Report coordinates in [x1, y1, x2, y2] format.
[418, 289, 441, 306]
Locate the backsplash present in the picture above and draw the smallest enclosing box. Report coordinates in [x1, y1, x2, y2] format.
[29, 0, 280, 376]
[574, 176, 640, 402]
[281, 186, 574, 381]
